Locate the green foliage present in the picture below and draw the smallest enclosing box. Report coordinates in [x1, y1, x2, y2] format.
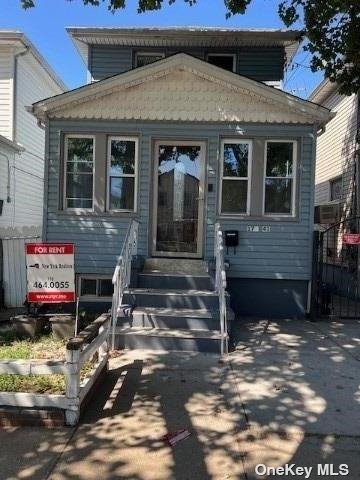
[20, 0, 360, 95]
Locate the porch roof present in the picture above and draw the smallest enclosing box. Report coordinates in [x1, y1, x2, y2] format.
[29, 53, 334, 126]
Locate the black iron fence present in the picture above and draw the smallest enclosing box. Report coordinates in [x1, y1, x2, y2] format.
[312, 217, 360, 319]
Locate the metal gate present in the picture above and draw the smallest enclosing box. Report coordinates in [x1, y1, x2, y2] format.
[312, 217, 360, 319]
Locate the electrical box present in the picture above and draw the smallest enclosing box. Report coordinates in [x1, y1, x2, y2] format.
[224, 230, 239, 248]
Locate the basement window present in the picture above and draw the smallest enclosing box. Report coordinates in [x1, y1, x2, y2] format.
[79, 277, 113, 298]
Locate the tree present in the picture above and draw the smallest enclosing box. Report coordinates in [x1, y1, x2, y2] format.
[21, 0, 360, 95]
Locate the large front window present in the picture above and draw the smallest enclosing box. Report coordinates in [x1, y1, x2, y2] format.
[64, 135, 94, 209]
[264, 141, 296, 216]
[107, 137, 138, 211]
[220, 140, 252, 215]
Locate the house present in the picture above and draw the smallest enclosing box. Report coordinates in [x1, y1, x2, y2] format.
[309, 80, 359, 221]
[308, 80, 359, 320]
[0, 31, 66, 308]
[29, 27, 333, 351]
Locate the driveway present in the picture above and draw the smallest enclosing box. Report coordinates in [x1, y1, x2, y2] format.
[1, 318, 359, 479]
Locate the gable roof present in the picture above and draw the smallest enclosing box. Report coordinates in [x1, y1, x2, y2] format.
[308, 78, 340, 105]
[0, 30, 67, 91]
[30, 53, 333, 126]
[67, 26, 302, 68]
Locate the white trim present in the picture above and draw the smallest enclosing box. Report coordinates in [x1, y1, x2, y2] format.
[206, 53, 237, 73]
[135, 51, 165, 68]
[219, 139, 253, 216]
[152, 139, 206, 258]
[78, 274, 113, 300]
[262, 140, 297, 217]
[106, 136, 138, 213]
[31, 54, 333, 126]
[63, 134, 95, 212]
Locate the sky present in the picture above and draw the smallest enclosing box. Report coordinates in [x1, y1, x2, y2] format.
[0, 0, 324, 97]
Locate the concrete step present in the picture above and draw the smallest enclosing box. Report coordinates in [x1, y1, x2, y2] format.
[115, 327, 223, 353]
[123, 289, 219, 309]
[143, 258, 208, 275]
[137, 272, 214, 290]
[118, 307, 220, 330]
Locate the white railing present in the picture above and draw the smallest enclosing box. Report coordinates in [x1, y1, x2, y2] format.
[0, 313, 111, 426]
[214, 223, 228, 355]
[111, 219, 139, 350]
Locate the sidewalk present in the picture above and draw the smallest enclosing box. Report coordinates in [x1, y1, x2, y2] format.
[1, 318, 360, 479]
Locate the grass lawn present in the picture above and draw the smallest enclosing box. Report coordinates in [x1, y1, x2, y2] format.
[0, 331, 93, 394]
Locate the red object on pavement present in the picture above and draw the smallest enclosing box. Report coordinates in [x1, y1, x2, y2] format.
[343, 234, 360, 245]
[162, 429, 191, 446]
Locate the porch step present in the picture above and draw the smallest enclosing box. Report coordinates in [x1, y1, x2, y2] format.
[118, 307, 220, 330]
[123, 289, 219, 309]
[143, 258, 208, 275]
[115, 327, 223, 353]
[137, 272, 214, 290]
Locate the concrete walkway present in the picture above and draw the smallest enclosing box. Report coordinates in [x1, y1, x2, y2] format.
[1, 319, 360, 479]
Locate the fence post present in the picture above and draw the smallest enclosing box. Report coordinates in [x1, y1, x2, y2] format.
[99, 323, 109, 365]
[65, 338, 82, 426]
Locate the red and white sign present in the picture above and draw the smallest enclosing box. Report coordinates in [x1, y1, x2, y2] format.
[343, 234, 360, 245]
[25, 243, 75, 303]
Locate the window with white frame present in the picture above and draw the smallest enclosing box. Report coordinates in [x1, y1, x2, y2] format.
[107, 137, 138, 211]
[207, 53, 236, 72]
[264, 141, 296, 216]
[79, 276, 113, 298]
[135, 52, 165, 68]
[64, 135, 94, 209]
[220, 140, 252, 215]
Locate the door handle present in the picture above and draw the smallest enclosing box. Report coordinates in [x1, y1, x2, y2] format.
[196, 197, 205, 201]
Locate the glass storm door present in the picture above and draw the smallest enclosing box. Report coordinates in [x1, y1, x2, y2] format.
[152, 141, 206, 258]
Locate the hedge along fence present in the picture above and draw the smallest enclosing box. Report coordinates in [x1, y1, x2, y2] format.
[0, 313, 111, 426]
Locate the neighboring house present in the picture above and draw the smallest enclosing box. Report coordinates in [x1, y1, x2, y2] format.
[29, 26, 332, 349]
[308, 80, 359, 321]
[310, 80, 359, 220]
[0, 31, 66, 308]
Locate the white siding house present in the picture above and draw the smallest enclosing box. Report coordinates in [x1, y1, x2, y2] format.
[310, 80, 359, 217]
[0, 31, 66, 307]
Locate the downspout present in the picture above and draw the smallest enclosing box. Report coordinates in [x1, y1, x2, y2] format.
[12, 45, 30, 142]
[307, 124, 319, 317]
[0, 151, 12, 203]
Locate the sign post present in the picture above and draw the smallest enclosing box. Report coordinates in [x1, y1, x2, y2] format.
[25, 243, 75, 303]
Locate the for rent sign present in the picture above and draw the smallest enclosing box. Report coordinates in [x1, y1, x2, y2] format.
[25, 243, 75, 303]
[343, 234, 360, 245]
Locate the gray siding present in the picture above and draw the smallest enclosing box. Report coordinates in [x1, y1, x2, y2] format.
[89, 45, 285, 82]
[46, 120, 315, 281]
[90, 45, 133, 80]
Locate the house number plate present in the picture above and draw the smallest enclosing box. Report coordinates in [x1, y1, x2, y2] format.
[247, 225, 271, 233]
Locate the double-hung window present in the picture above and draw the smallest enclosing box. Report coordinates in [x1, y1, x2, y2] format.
[220, 140, 252, 215]
[107, 137, 138, 212]
[264, 141, 296, 216]
[64, 135, 94, 210]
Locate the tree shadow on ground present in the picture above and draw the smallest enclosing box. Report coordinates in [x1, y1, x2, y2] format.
[1, 318, 360, 479]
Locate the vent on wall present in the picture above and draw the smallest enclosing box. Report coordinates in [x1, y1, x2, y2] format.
[314, 202, 341, 225]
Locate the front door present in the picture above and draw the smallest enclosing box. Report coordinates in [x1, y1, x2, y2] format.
[152, 140, 206, 258]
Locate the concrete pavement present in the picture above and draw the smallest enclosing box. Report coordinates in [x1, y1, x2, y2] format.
[1, 318, 359, 479]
